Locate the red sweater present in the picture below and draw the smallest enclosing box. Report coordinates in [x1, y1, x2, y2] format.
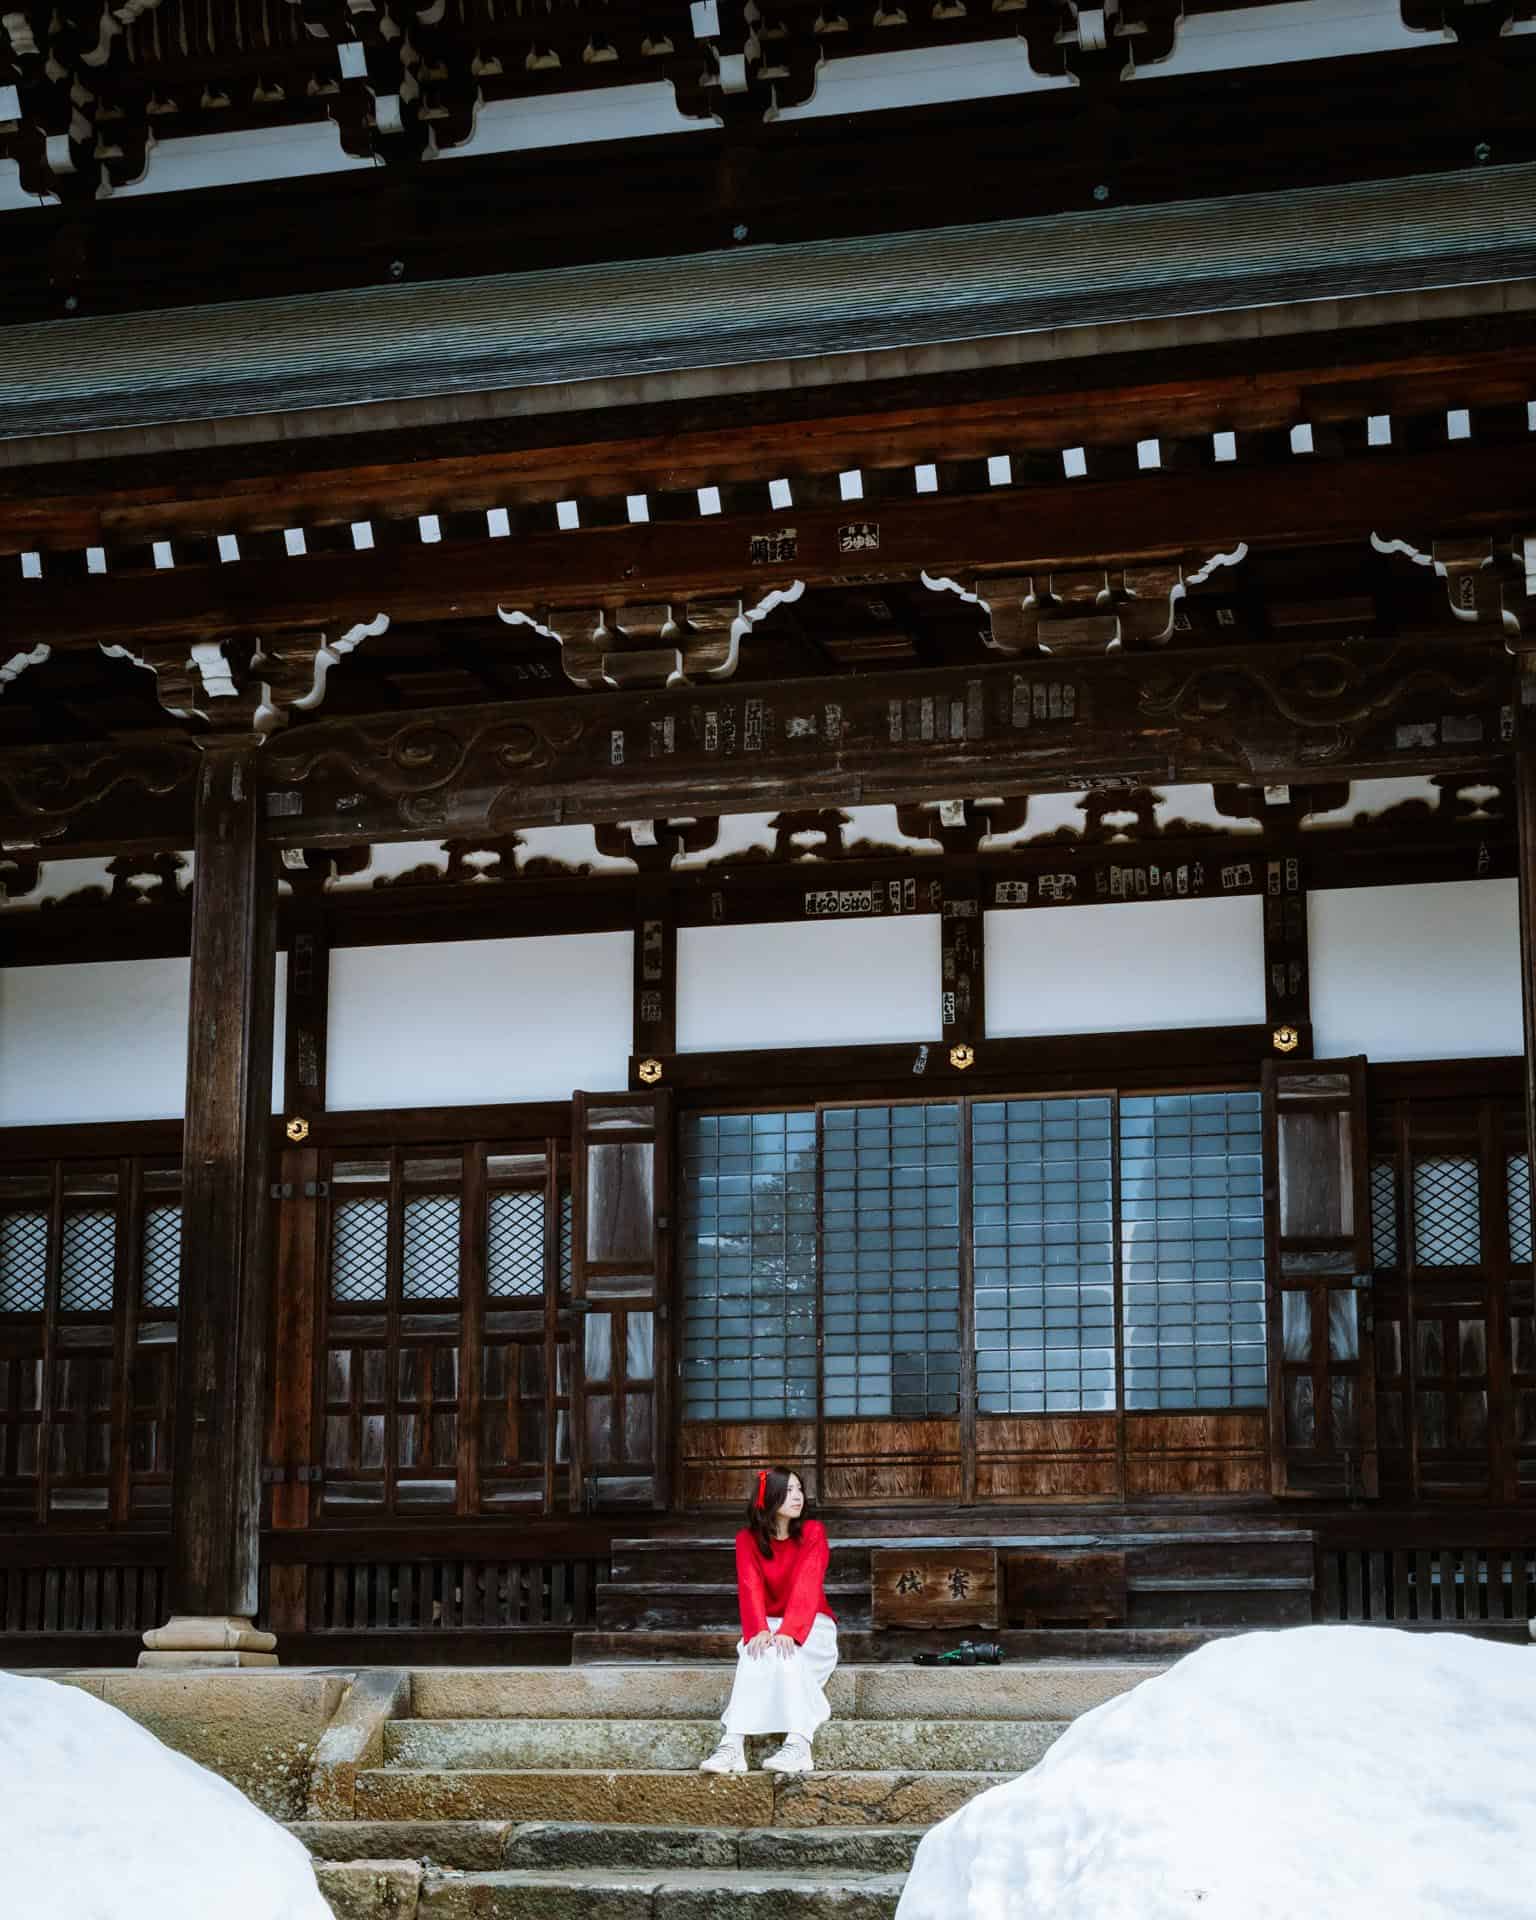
[735, 1520, 835, 1644]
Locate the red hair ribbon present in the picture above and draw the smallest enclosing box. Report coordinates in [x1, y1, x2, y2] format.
[756, 1470, 768, 1510]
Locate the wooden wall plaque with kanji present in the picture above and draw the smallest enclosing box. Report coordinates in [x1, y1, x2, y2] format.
[871, 1548, 1000, 1629]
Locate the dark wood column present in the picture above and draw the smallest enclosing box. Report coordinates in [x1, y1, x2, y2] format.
[1517, 736, 1536, 1261]
[142, 743, 279, 1665]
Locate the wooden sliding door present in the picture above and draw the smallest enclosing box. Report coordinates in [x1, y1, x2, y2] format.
[569, 1092, 670, 1512]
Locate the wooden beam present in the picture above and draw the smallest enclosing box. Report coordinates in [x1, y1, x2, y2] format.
[9, 441, 1535, 652]
[250, 637, 1510, 851]
[154, 745, 279, 1653]
[651, 1022, 1294, 1100]
[11, 327, 1536, 552]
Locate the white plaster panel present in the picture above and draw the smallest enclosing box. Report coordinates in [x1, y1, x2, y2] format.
[327, 933, 633, 1109]
[985, 896, 1266, 1037]
[1309, 880, 1522, 1063]
[0, 953, 288, 1125]
[0, 957, 191, 1125]
[677, 918, 940, 1052]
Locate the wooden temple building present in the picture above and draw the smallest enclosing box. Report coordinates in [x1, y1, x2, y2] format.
[3, 0, 1536, 1667]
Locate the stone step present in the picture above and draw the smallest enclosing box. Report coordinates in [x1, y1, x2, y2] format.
[294, 1819, 927, 1876]
[355, 1766, 995, 1828]
[573, 1626, 1231, 1664]
[503, 1823, 926, 1874]
[415, 1866, 908, 1918]
[408, 1661, 1157, 1723]
[295, 1820, 511, 1870]
[385, 1715, 1064, 1773]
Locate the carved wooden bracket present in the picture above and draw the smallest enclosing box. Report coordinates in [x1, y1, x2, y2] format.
[924, 547, 1246, 657]
[1017, 1, 1182, 77]
[593, 817, 721, 869]
[0, 851, 41, 900]
[1372, 533, 1532, 648]
[1399, 1, 1536, 38]
[498, 584, 803, 689]
[98, 617, 386, 735]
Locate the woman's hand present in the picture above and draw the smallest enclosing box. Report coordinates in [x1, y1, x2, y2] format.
[772, 1632, 798, 1660]
[744, 1630, 775, 1659]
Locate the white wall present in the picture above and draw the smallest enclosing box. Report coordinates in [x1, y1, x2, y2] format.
[0, 955, 288, 1126]
[1309, 879, 1522, 1062]
[986, 897, 1266, 1037]
[677, 918, 941, 1052]
[0, 958, 190, 1125]
[327, 933, 633, 1109]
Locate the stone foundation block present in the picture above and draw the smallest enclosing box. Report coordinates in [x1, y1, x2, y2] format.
[315, 1859, 423, 1920]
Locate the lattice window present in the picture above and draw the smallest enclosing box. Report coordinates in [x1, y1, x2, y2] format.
[332, 1198, 389, 1303]
[402, 1194, 460, 1301]
[1509, 1154, 1531, 1266]
[1370, 1160, 1400, 1268]
[0, 1211, 48, 1313]
[973, 1097, 1114, 1415]
[1120, 1092, 1267, 1410]
[59, 1209, 116, 1313]
[488, 1190, 545, 1299]
[681, 1110, 818, 1421]
[560, 1188, 573, 1292]
[1412, 1156, 1481, 1266]
[141, 1205, 182, 1311]
[822, 1103, 961, 1419]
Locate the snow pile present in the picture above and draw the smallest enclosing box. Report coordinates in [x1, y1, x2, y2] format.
[899, 1625, 1536, 1920]
[0, 1670, 332, 1920]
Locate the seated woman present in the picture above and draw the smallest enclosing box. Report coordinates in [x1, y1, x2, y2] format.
[698, 1466, 837, 1777]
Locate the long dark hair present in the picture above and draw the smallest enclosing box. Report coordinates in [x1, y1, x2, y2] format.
[745, 1465, 807, 1560]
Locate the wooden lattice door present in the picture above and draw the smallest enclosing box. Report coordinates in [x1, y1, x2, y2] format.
[569, 1092, 671, 1512]
[1263, 1058, 1378, 1497]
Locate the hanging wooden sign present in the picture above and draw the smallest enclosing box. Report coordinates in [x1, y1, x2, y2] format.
[871, 1547, 1000, 1629]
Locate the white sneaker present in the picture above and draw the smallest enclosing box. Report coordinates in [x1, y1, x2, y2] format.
[699, 1738, 746, 1775]
[762, 1736, 814, 1775]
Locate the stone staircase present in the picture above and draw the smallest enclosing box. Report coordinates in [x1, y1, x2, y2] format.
[294, 1661, 1166, 1917]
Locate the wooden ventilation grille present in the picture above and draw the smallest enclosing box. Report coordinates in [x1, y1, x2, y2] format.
[402, 1194, 460, 1302]
[332, 1198, 389, 1303]
[823, 1103, 962, 1420]
[1320, 1544, 1534, 1627]
[140, 1205, 182, 1311]
[973, 1096, 1114, 1416]
[1370, 1160, 1399, 1268]
[487, 1190, 545, 1300]
[1412, 1157, 1481, 1265]
[59, 1210, 115, 1314]
[1509, 1154, 1531, 1265]
[0, 1212, 47, 1312]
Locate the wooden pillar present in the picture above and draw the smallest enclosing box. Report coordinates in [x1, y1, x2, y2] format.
[1263, 852, 1311, 1052]
[142, 744, 279, 1666]
[1517, 743, 1536, 1261]
[632, 882, 677, 1069]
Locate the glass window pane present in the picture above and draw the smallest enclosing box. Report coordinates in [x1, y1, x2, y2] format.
[1121, 1090, 1266, 1410]
[487, 1189, 544, 1300]
[1412, 1156, 1480, 1266]
[60, 1209, 116, 1313]
[402, 1193, 460, 1301]
[1509, 1154, 1531, 1265]
[0, 1211, 49, 1312]
[680, 1110, 818, 1420]
[332, 1197, 389, 1303]
[141, 1204, 181, 1311]
[972, 1096, 1111, 1415]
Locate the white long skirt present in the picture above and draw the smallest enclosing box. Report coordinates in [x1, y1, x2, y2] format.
[720, 1613, 838, 1740]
